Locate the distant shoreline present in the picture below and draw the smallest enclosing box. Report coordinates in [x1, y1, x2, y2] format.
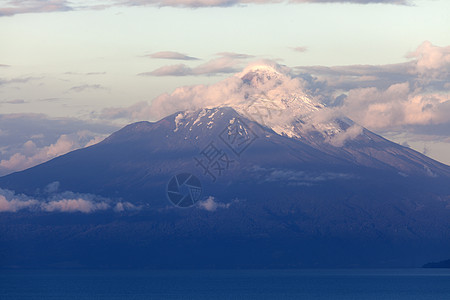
[423, 259, 450, 268]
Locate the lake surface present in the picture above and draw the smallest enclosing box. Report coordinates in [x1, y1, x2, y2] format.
[1, 269, 449, 299]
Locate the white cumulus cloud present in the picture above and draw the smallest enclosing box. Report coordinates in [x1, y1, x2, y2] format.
[42, 198, 110, 213]
[0, 128, 111, 176]
[0, 193, 38, 212]
[0, 183, 140, 213]
[198, 196, 235, 211]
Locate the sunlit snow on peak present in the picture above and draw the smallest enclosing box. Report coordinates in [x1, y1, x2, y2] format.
[157, 62, 360, 145]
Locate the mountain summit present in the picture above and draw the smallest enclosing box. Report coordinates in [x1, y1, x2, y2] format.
[215, 63, 336, 140]
[0, 65, 449, 268]
[239, 64, 287, 85]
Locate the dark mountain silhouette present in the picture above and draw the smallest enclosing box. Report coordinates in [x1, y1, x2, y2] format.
[1, 66, 449, 269]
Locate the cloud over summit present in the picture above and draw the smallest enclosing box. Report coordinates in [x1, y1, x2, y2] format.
[106, 41, 450, 129]
[101, 41, 450, 163]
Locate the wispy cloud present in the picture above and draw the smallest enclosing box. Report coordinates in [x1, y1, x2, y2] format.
[36, 97, 66, 102]
[256, 167, 355, 185]
[117, 0, 411, 8]
[0, 0, 72, 17]
[216, 52, 254, 59]
[291, 46, 308, 53]
[0, 64, 10, 68]
[2, 99, 27, 104]
[139, 52, 252, 76]
[0, 76, 41, 87]
[290, 0, 409, 3]
[148, 51, 199, 60]
[67, 84, 108, 93]
[64, 71, 106, 76]
[99, 101, 151, 121]
[0, 0, 415, 17]
[86, 71, 106, 75]
[193, 53, 252, 74]
[140, 64, 192, 76]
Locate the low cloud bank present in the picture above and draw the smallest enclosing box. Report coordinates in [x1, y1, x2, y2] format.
[252, 167, 356, 186]
[0, 182, 139, 213]
[0, 114, 116, 176]
[198, 196, 238, 211]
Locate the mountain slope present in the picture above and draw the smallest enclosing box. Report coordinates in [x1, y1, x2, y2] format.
[1, 106, 448, 204]
[0, 66, 449, 268]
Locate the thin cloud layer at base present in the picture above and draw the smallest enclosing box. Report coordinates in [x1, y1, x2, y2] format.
[198, 196, 238, 211]
[0, 182, 139, 213]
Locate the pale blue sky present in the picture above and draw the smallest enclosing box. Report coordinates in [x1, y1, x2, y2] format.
[1, 0, 449, 117]
[0, 0, 449, 168]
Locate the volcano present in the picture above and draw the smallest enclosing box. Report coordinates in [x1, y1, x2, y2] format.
[0, 65, 449, 268]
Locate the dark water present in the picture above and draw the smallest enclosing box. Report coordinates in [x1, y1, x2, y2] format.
[1, 269, 450, 299]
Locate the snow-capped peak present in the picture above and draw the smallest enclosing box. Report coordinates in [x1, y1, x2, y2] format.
[167, 62, 354, 144]
[238, 63, 288, 87]
[227, 63, 346, 141]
